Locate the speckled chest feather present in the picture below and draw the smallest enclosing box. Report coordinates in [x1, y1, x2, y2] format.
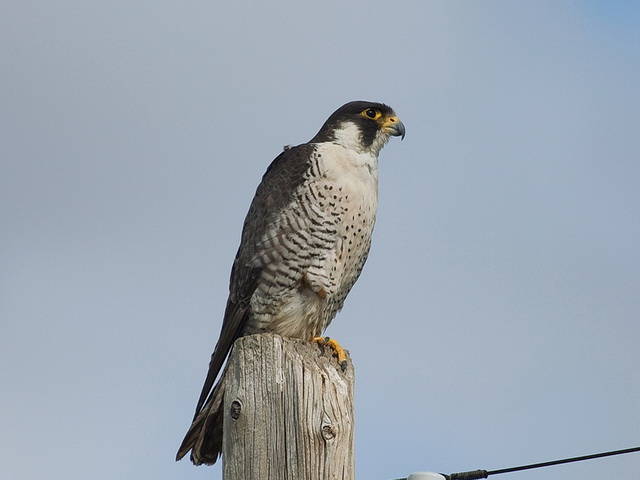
[246, 142, 378, 339]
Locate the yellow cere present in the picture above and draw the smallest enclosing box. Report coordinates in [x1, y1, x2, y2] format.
[381, 115, 400, 128]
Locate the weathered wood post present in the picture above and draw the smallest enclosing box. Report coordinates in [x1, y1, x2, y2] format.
[222, 333, 355, 480]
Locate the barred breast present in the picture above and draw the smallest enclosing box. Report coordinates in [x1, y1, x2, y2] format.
[245, 143, 378, 340]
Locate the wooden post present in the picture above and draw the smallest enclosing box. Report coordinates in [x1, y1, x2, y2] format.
[223, 333, 355, 480]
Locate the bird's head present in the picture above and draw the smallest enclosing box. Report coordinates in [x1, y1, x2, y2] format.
[311, 101, 405, 155]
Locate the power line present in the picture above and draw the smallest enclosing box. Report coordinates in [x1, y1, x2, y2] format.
[482, 446, 640, 478]
[395, 445, 640, 480]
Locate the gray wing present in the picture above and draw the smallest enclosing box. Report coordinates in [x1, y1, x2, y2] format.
[192, 143, 317, 418]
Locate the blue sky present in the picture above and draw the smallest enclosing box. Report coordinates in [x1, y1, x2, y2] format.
[1, 1, 639, 479]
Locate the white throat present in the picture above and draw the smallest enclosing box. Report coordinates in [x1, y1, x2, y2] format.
[331, 121, 390, 157]
[332, 121, 365, 152]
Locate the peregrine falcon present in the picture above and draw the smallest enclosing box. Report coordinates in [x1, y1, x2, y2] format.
[176, 101, 405, 465]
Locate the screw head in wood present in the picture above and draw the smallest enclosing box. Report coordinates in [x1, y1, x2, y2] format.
[230, 400, 242, 420]
[321, 424, 336, 440]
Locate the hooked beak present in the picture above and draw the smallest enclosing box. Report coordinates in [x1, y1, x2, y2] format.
[382, 115, 406, 140]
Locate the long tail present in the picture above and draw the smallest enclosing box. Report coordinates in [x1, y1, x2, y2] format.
[175, 372, 227, 465]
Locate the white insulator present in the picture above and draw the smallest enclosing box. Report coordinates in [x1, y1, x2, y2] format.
[407, 472, 447, 480]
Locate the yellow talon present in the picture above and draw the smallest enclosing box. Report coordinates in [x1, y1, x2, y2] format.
[311, 336, 349, 369]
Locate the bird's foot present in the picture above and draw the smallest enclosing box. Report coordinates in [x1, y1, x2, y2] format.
[311, 336, 348, 371]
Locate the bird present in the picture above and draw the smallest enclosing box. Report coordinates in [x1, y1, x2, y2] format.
[176, 100, 405, 465]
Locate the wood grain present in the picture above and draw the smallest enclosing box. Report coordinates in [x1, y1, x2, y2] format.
[223, 333, 355, 480]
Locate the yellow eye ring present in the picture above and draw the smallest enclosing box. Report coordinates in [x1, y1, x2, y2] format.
[362, 108, 381, 120]
[360, 108, 382, 120]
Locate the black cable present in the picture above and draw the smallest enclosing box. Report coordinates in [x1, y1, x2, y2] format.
[393, 445, 640, 480]
[444, 446, 640, 480]
[487, 446, 640, 476]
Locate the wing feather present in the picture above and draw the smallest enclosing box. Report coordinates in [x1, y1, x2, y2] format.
[191, 144, 316, 418]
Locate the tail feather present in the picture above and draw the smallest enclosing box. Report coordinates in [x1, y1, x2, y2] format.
[176, 377, 226, 465]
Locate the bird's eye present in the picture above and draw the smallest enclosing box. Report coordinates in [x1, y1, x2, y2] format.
[362, 108, 381, 120]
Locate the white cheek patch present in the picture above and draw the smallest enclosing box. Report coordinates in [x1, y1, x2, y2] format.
[332, 121, 363, 152]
